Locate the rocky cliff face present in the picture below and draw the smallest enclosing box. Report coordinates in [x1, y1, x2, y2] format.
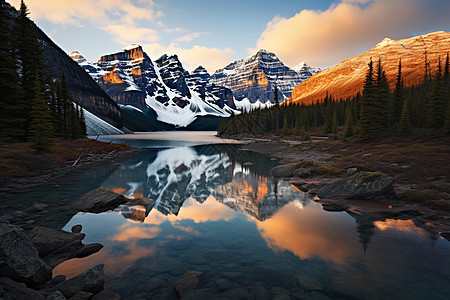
[36, 32, 123, 128]
[290, 31, 450, 105]
[211, 49, 319, 103]
[72, 46, 237, 129]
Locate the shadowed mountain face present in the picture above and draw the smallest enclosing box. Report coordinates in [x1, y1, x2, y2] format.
[100, 145, 310, 222]
[71, 46, 237, 130]
[290, 31, 450, 105]
[1, 1, 124, 128]
[211, 49, 319, 103]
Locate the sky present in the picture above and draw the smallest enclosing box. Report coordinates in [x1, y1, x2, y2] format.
[7, 0, 450, 73]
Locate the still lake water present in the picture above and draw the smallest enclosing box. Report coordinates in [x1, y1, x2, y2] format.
[5, 132, 450, 299]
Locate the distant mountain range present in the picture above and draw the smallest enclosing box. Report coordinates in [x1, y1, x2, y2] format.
[71, 47, 318, 130]
[211, 49, 320, 103]
[289, 31, 450, 105]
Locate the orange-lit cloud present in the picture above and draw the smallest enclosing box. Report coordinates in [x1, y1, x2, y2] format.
[112, 224, 161, 242]
[254, 202, 359, 265]
[253, 0, 450, 68]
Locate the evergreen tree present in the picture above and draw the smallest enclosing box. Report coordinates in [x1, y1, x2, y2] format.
[375, 58, 390, 128]
[274, 83, 279, 108]
[331, 104, 338, 137]
[28, 71, 54, 151]
[426, 57, 445, 128]
[398, 92, 411, 134]
[15, 0, 46, 134]
[444, 101, 450, 134]
[343, 104, 354, 138]
[358, 58, 377, 141]
[392, 59, 404, 126]
[0, 1, 25, 139]
[79, 105, 87, 137]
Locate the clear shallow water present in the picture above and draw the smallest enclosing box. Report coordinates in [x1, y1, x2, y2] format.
[3, 136, 450, 299]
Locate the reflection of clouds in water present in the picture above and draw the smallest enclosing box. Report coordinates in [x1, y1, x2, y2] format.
[374, 219, 427, 237]
[112, 223, 161, 242]
[254, 202, 359, 265]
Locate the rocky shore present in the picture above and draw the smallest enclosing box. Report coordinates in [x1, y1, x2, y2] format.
[233, 134, 450, 240]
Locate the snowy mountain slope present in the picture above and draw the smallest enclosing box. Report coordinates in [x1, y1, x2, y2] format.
[210, 49, 319, 103]
[84, 108, 124, 135]
[234, 98, 273, 113]
[71, 46, 240, 129]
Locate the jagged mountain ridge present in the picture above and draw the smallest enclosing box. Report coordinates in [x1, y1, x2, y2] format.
[211, 49, 320, 103]
[289, 31, 450, 105]
[71, 46, 239, 129]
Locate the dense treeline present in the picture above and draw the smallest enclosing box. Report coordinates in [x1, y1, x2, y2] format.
[219, 52, 450, 141]
[0, 0, 85, 151]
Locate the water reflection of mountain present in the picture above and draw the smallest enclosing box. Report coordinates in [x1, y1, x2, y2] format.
[102, 145, 312, 222]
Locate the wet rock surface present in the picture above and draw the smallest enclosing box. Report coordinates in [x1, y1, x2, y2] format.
[173, 271, 202, 299]
[0, 223, 52, 286]
[318, 172, 393, 199]
[68, 188, 128, 213]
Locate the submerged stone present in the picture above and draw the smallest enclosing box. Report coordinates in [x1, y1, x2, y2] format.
[173, 270, 202, 299]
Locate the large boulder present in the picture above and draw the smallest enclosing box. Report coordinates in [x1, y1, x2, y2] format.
[28, 226, 85, 258]
[270, 163, 300, 178]
[318, 172, 393, 199]
[28, 227, 103, 268]
[49, 264, 105, 299]
[0, 277, 45, 300]
[0, 224, 52, 287]
[68, 188, 128, 213]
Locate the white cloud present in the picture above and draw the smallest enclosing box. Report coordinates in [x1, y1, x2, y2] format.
[253, 0, 450, 68]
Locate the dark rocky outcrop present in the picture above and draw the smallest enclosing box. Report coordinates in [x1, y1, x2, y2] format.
[173, 271, 202, 299]
[0, 223, 52, 286]
[0, 277, 45, 300]
[28, 226, 102, 268]
[47, 264, 105, 299]
[270, 163, 301, 178]
[68, 188, 128, 213]
[318, 172, 393, 199]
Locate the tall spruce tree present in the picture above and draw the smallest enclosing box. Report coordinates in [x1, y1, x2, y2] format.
[398, 92, 411, 134]
[392, 59, 404, 126]
[426, 57, 445, 128]
[358, 58, 377, 141]
[0, 0, 25, 140]
[375, 58, 390, 128]
[343, 103, 355, 138]
[28, 71, 54, 151]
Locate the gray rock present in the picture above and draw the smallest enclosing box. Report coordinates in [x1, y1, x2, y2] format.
[67, 291, 93, 300]
[0, 277, 45, 300]
[92, 290, 120, 300]
[318, 172, 393, 199]
[270, 163, 299, 178]
[46, 291, 66, 300]
[51, 264, 105, 299]
[28, 226, 85, 258]
[252, 284, 271, 300]
[173, 270, 202, 299]
[71, 225, 82, 233]
[0, 224, 52, 286]
[297, 275, 324, 291]
[68, 188, 127, 213]
[441, 232, 450, 241]
[346, 167, 358, 175]
[294, 167, 312, 177]
[69, 243, 103, 259]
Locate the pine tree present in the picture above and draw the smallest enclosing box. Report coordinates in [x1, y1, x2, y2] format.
[444, 102, 450, 134]
[274, 83, 279, 108]
[0, 1, 25, 139]
[28, 71, 54, 152]
[343, 104, 354, 138]
[79, 105, 87, 136]
[392, 59, 404, 126]
[375, 57, 390, 128]
[426, 57, 445, 128]
[15, 0, 46, 134]
[331, 104, 338, 137]
[398, 93, 411, 134]
[358, 58, 377, 141]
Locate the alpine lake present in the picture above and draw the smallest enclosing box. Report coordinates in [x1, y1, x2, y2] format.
[3, 132, 449, 299]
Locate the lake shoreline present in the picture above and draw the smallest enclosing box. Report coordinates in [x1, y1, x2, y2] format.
[226, 133, 450, 240]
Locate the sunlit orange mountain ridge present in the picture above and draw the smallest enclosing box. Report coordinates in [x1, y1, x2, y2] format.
[288, 31, 450, 105]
